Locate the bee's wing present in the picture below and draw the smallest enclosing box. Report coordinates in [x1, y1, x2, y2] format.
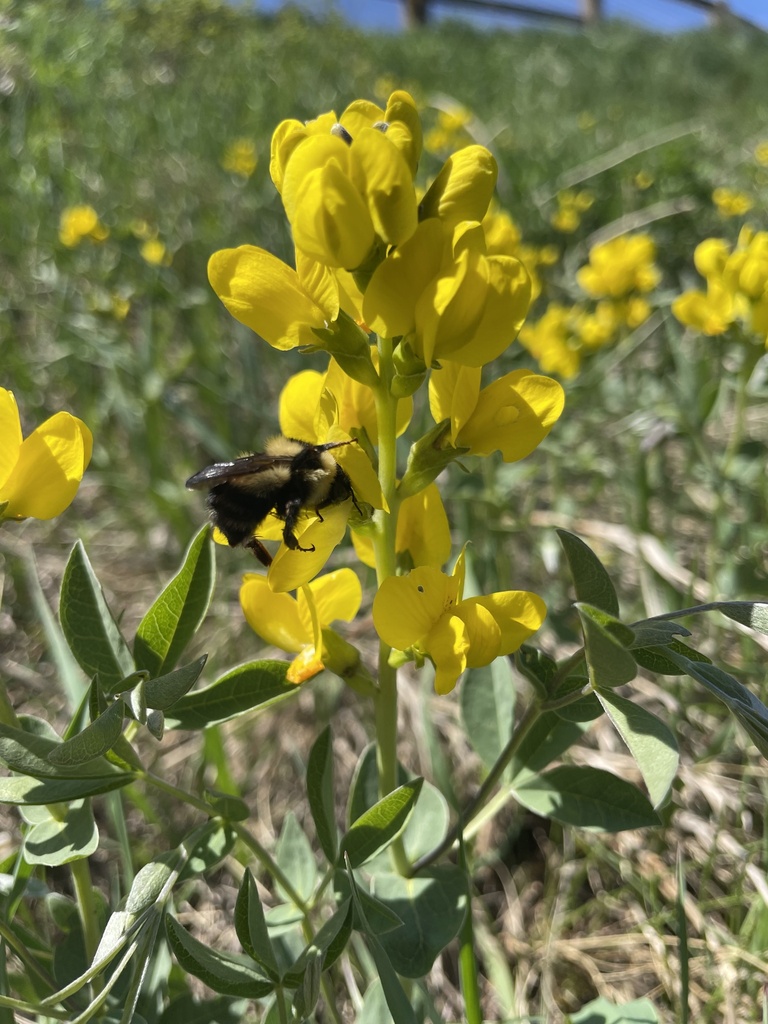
[186, 453, 292, 490]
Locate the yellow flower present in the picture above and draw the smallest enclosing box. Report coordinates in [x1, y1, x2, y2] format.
[634, 170, 654, 190]
[59, 205, 109, 248]
[0, 388, 92, 521]
[712, 187, 753, 217]
[363, 218, 531, 368]
[111, 294, 131, 320]
[571, 300, 620, 349]
[240, 568, 361, 683]
[352, 483, 452, 571]
[429, 364, 565, 461]
[577, 234, 660, 298]
[373, 550, 546, 695]
[754, 141, 768, 167]
[221, 137, 258, 178]
[420, 145, 498, 228]
[140, 238, 171, 266]
[550, 206, 580, 233]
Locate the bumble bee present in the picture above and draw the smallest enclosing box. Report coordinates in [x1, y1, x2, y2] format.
[186, 436, 358, 567]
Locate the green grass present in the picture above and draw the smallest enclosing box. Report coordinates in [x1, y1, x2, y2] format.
[2, 1, 768, 1020]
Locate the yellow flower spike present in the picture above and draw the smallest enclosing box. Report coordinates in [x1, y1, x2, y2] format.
[373, 562, 546, 695]
[755, 141, 768, 167]
[577, 234, 660, 299]
[208, 245, 328, 349]
[221, 138, 258, 179]
[712, 186, 753, 217]
[429, 362, 482, 444]
[454, 369, 565, 462]
[0, 389, 93, 521]
[518, 304, 581, 378]
[420, 145, 498, 228]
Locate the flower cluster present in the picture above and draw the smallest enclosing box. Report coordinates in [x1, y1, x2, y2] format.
[0, 388, 92, 523]
[205, 90, 564, 694]
[672, 226, 768, 345]
[550, 189, 594, 234]
[59, 205, 109, 248]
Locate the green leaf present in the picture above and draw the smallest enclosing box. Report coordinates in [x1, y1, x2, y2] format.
[134, 526, 215, 677]
[577, 603, 637, 689]
[144, 656, 208, 710]
[124, 854, 179, 914]
[715, 600, 768, 634]
[340, 779, 423, 869]
[629, 621, 691, 647]
[275, 813, 318, 905]
[284, 900, 354, 986]
[165, 661, 298, 730]
[513, 765, 660, 831]
[570, 994, 659, 1023]
[179, 823, 236, 880]
[460, 658, 515, 769]
[596, 691, 679, 808]
[59, 541, 135, 693]
[373, 865, 467, 978]
[165, 914, 273, 998]
[0, 719, 124, 779]
[0, 773, 132, 804]
[515, 644, 558, 698]
[23, 800, 98, 866]
[664, 649, 768, 757]
[306, 725, 338, 863]
[204, 788, 249, 821]
[557, 529, 620, 617]
[346, 861, 420, 1024]
[347, 744, 408, 828]
[292, 949, 322, 1022]
[47, 698, 125, 767]
[234, 870, 279, 980]
[400, 780, 450, 863]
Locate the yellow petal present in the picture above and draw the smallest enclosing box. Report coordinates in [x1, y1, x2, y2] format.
[351, 127, 418, 246]
[466, 591, 547, 653]
[457, 370, 565, 461]
[351, 529, 376, 569]
[372, 566, 453, 650]
[426, 613, 470, 695]
[333, 439, 387, 511]
[455, 600, 501, 668]
[279, 371, 325, 442]
[447, 255, 532, 367]
[268, 500, 352, 593]
[396, 484, 452, 569]
[0, 388, 23, 490]
[363, 219, 444, 339]
[416, 245, 483, 367]
[420, 145, 498, 227]
[384, 90, 422, 177]
[208, 246, 326, 349]
[290, 160, 375, 269]
[303, 568, 362, 627]
[428, 362, 482, 443]
[295, 248, 341, 322]
[287, 647, 325, 684]
[240, 574, 306, 652]
[2, 412, 92, 520]
[339, 98, 385, 138]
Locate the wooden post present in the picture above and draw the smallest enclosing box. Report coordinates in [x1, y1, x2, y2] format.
[581, 0, 603, 22]
[402, 0, 429, 26]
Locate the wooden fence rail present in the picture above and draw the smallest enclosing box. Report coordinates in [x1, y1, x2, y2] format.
[397, 0, 762, 31]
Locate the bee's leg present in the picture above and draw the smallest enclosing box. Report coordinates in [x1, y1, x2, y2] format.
[283, 500, 316, 553]
[245, 537, 273, 567]
[351, 493, 363, 516]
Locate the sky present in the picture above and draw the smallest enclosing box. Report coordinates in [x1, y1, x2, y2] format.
[254, 0, 768, 33]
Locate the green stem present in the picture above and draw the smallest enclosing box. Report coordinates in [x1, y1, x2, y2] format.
[457, 836, 482, 1024]
[370, 337, 410, 876]
[69, 857, 101, 969]
[723, 341, 760, 474]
